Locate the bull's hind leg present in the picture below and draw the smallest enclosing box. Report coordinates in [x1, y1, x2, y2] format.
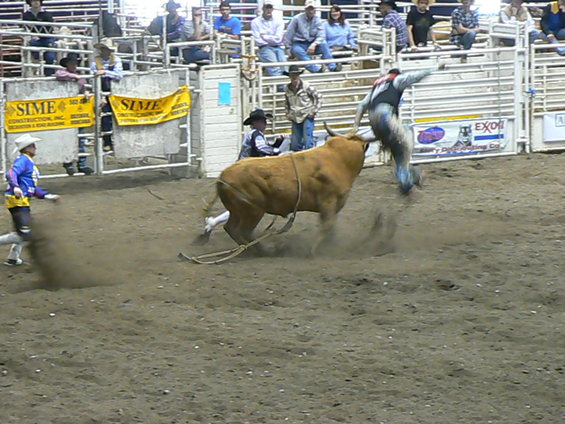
[224, 212, 244, 245]
[239, 209, 267, 256]
[311, 205, 338, 257]
[224, 208, 266, 255]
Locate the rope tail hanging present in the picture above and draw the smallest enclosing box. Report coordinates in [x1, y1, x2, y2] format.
[179, 154, 302, 264]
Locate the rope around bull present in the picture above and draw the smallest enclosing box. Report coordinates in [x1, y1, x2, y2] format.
[178, 154, 302, 265]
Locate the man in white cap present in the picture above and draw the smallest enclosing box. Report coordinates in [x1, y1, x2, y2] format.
[284, 0, 337, 73]
[0, 134, 60, 266]
[90, 38, 123, 152]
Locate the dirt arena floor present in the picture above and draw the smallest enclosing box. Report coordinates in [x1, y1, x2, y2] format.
[0, 153, 563, 423]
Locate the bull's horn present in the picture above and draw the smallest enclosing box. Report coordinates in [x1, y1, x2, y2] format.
[323, 122, 347, 137]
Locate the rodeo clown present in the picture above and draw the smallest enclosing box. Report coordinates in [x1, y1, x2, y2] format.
[350, 62, 446, 195]
[196, 108, 284, 243]
[0, 134, 60, 266]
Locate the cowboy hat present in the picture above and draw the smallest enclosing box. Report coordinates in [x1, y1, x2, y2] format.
[283, 65, 304, 76]
[93, 38, 116, 51]
[59, 52, 79, 68]
[165, 0, 181, 10]
[380, 0, 399, 10]
[412, 0, 435, 5]
[243, 108, 273, 125]
[13, 134, 41, 155]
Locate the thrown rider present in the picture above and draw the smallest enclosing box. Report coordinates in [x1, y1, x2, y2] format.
[351, 62, 446, 194]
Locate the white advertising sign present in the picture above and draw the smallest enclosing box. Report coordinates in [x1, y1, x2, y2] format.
[412, 118, 508, 157]
[543, 112, 565, 142]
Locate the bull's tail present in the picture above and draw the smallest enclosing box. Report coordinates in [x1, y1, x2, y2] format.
[201, 182, 220, 218]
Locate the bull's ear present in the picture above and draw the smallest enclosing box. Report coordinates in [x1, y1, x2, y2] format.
[324, 121, 346, 137]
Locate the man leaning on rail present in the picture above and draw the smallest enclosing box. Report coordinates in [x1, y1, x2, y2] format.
[350, 63, 446, 195]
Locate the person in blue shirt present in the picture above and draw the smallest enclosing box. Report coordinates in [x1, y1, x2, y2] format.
[214, 1, 242, 39]
[0, 134, 60, 266]
[324, 4, 357, 54]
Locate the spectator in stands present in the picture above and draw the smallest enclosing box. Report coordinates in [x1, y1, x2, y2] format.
[324, 4, 357, 59]
[252, 0, 286, 76]
[380, 0, 409, 52]
[284, 0, 338, 73]
[0, 134, 60, 266]
[22, 0, 55, 76]
[90, 39, 123, 152]
[55, 53, 94, 176]
[407, 0, 440, 51]
[450, 0, 480, 61]
[214, 1, 242, 39]
[284, 65, 323, 151]
[182, 7, 212, 65]
[148, 0, 186, 43]
[541, 0, 565, 55]
[499, 0, 544, 46]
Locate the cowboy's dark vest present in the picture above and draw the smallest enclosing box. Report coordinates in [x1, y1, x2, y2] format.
[370, 74, 403, 116]
[238, 129, 265, 160]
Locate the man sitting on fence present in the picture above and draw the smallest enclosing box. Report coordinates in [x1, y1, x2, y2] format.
[214, 1, 242, 39]
[22, 0, 55, 76]
[541, 0, 565, 56]
[284, 0, 338, 73]
[406, 0, 440, 52]
[182, 7, 212, 65]
[148, 0, 186, 43]
[90, 39, 123, 152]
[380, 0, 409, 53]
[252, 0, 286, 76]
[450, 0, 480, 62]
[499, 0, 545, 47]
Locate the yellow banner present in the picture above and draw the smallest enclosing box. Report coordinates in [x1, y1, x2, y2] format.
[109, 85, 191, 126]
[5, 96, 94, 133]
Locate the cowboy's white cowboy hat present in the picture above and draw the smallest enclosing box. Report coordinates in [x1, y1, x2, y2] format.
[93, 38, 116, 51]
[13, 133, 41, 155]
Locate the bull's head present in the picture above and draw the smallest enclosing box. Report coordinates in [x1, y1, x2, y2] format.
[324, 122, 377, 143]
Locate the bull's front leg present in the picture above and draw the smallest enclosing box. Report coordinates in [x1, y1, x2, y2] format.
[311, 207, 337, 257]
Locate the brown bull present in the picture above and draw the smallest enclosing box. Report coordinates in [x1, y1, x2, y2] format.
[206, 124, 375, 254]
